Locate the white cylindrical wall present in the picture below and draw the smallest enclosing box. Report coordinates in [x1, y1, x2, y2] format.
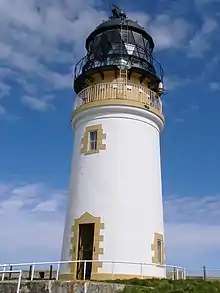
[61, 105, 165, 278]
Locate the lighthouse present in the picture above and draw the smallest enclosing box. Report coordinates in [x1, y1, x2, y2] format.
[61, 5, 165, 280]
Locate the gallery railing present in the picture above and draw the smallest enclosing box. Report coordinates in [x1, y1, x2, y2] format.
[74, 82, 163, 120]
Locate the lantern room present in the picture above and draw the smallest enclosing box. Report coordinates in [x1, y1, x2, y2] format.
[74, 5, 163, 94]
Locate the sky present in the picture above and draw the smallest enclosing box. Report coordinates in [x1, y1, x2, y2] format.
[0, 0, 220, 277]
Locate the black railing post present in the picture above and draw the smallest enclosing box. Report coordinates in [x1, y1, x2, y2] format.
[173, 267, 176, 280]
[9, 266, 12, 279]
[29, 265, 32, 280]
[203, 265, 206, 281]
[49, 265, 53, 280]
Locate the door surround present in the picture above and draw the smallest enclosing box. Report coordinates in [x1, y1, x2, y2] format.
[70, 212, 104, 279]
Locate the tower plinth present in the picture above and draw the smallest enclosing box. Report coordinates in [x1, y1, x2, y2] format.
[61, 4, 166, 281]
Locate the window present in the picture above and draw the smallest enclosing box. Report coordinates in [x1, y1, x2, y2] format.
[157, 239, 162, 264]
[152, 233, 164, 265]
[81, 124, 106, 155]
[89, 130, 98, 151]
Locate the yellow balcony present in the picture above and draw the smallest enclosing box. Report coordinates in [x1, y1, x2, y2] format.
[74, 82, 164, 121]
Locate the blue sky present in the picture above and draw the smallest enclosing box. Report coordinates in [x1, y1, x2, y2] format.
[0, 0, 220, 277]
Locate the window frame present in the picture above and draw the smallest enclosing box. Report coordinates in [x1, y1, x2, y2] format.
[152, 233, 164, 265]
[81, 124, 106, 155]
[88, 130, 98, 151]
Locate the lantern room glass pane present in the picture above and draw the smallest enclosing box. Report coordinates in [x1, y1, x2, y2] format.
[133, 31, 144, 48]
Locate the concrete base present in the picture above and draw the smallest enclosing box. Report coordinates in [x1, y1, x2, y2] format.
[60, 273, 165, 281]
[0, 280, 125, 293]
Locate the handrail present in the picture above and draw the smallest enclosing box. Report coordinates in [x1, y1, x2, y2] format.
[74, 45, 163, 82]
[74, 82, 163, 119]
[0, 270, 22, 293]
[0, 260, 187, 281]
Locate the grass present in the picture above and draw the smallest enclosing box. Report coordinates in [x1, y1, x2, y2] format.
[100, 278, 220, 293]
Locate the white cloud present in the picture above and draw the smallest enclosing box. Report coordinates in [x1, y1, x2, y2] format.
[188, 19, 218, 57]
[21, 95, 55, 112]
[210, 82, 220, 91]
[32, 199, 60, 212]
[164, 195, 220, 224]
[149, 15, 191, 51]
[0, 82, 11, 100]
[194, 0, 220, 6]
[0, 71, 12, 116]
[0, 181, 66, 263]
[0, 0, 107, 113]
[0, 0, 107, 71]
[127, 12, 150, 29]
[128, 12, 191, 51]
[0, 105, 6, 116]
[130, 11, 218, 60]
[164, 194, 220, 271]
[165, 223, 220, 274]
[163, 76, 192, 91]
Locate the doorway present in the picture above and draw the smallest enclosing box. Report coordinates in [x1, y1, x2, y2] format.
[76, 223, 95, 280]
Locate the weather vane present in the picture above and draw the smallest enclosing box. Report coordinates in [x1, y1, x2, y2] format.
[110, 4, 127, 19]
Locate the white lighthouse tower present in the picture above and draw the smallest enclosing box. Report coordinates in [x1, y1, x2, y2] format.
[61, 5, 165, 281]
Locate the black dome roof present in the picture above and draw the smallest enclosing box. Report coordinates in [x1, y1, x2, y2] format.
[97, 18, 145, 31]
[85, 17, 154, 51]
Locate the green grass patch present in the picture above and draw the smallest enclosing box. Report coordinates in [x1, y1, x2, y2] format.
[99, 278, 220, 293]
